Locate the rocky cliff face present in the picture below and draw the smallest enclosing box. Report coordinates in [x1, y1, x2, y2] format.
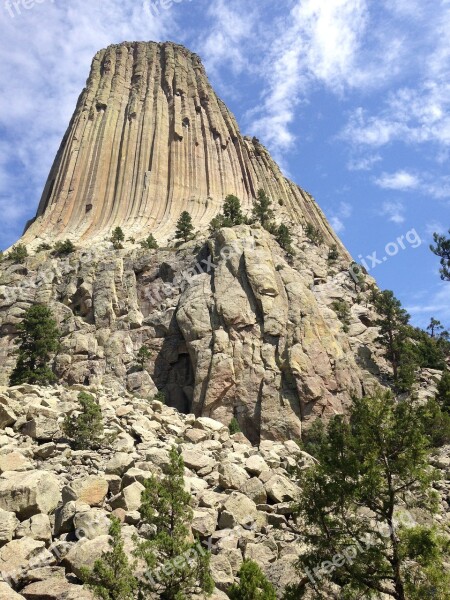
[22, 42, 346, 252]
[1, 41, 387, 442]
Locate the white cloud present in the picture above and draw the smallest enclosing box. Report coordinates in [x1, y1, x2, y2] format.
[380, 201, 406, 224]
[407, 284, 450, 324]
[347, 154, 382, 171]
[250, 0, 369, 159]
[329, 201, 353, 233]
[375, 171, 420, 191]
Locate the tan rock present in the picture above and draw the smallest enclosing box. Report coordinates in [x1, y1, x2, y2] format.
[0, 471, 60, 520]
[62, 476, 108, 507]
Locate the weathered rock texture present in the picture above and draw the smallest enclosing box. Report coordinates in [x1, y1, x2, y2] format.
[22, 42, 346, 250]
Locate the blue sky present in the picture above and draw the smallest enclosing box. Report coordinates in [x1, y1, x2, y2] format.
[0, 0, 449, 328]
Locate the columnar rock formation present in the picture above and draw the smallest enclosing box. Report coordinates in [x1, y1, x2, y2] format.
[22, 42, 345, 250]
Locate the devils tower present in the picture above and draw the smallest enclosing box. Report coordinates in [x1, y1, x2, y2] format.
[0, 41, 382, 443]
[23, 41, 345, 251]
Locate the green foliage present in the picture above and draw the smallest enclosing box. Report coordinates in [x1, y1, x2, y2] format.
[36, 242, 52, 253]
[427, 317, 445, 338]
[137, 346, 151, 370]
[373, 289, 412, 390]
[287, 390, 445, 600]
[419, 398, 450, 448]
[228, 417, 241, 435]
[331, 300, 351, 333]
[223, 194, 244, 225]
[140, 234, 158, 250]
[111, 227, 125, 249]
[52, 239, 75, 256]
[135, 447, 214, 599]
[436, 369, 450, 413]
[275, 224, 295, 254]
[430, 229, 450, 281]
[327, 244, 339, 262]
[62, 392, 104, 450]
[228, 560, 276, 600]
[154, 390, 166, 404]
[252, 189, 274, 227]
[407, 326, 449, 370]
[9, 304, 60, 386]
[81, 517, 137, 600]
[209, 214, 226, 233]
[8, 243, 28, 263]
[300, 418, 326, 458]
[175, 211, 195, 243]
[304, 223, 324, 246]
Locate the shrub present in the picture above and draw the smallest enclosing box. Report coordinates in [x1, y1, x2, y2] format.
[8, 244, 28, 263]
[111, 227, 125, 249]
[81, 516, 137, 600]
[252, 189, 274, 228]
[36, 242, 52, 253]
[9, 304, 60, 386]
[328, 244, 339, 262]
[223, 194, 244, 226]
[140, 234, 158, 250]
[62, 392, 104, 450]
[52, 239, 75, 256]
[304, 223, 323, 246]
[275, 224, 294, 254]
[228, 560, 276, 600]
[228, 417, 241, 435]
[331, 300, 351, 333]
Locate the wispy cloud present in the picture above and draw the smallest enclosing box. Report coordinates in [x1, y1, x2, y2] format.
[380, 200, 406, 224]
[329, 201, 353, 233]
[375, 170, 450, 199]
[407, 284, 450, 324]
[347, 154, 382, 171]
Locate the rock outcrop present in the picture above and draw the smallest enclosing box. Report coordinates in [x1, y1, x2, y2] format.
[22, 42, 346, 252]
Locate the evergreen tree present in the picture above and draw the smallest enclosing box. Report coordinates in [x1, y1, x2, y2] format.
[275, 224, 294, 254]
[427, 317, 444, 338]
[36, 242, 52, 253]
[223, 194, 244, 226]
[252, 189, 274, 228]
[209, 214, 225, 233]
[285, 390, 449, 600]
[436, 369, 450, 414]
[373, 290, 411, 387]
[10, 304, 60, 386]
[331, 300, 351, 333]
[228, 560, 277, 600]
[304, 223, 324, 246]
[111, 227, 125, 249]
[52, 239, 76, 256]
[81, 517, 137, 600]
[430, 229, 450, 280]
[140, 234, 158, 250]
[137, 345, 151, 371]
[8, 244, 28, 264]
[62, 392, 104, 450]
[135, 447, 214, 599]
[327, 244, 339, 262]
[228, 417, 241, 435]
[175, 211, 194, 243]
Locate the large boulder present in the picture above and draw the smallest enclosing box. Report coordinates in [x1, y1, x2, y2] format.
[62, 476, 108, 507]
[0, 510, 19, 545]
[264, 474, 300, 503]
[21, 579, 94, 600]
[0, 471, 60, 519]
[63, 536, 111, 579]
[0, 538, 54, 587]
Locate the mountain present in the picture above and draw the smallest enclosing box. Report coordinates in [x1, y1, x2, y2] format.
[1, 41, 383, 443]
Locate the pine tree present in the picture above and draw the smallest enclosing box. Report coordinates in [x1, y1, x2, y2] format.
[62, 392, 104, 450]
[286, 390, 449, 600]
[223, 194, 244, 226]
[135, 447, 214, 599]
[209, 214, 225, 233]
[252, 189, 274, 228]
[331, 300, 351, 333]
[175, 211, 194, 243]
[111, 227, 125, 249]
[228, 560, 277, 600]
[8, 244, 28, 264]
[275, 224, 294, 254]
[81, 516, 137, 600]
[304, 223, 324, 246]
[436, 369, 450, 414]
[140, 234, 158, 250]
[430, 229, 450, 280]
[228, 417, 241, 435]
[9, 304, 60, 386]
[137, 345, 151, 371]
[52, 239, 76, 256]
[373, 290, 411, 387]
[427, 317, 444, 338]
